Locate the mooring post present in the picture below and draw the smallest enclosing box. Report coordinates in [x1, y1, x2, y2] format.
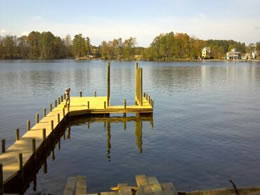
[51, 120, 54, 131]
[58, 97, 61, 105]
[50, 103, 52, 112]
[36, 113, 39, 123]
[43, 108, 46, 117]
[63, 108, 65, 117]
[42, 128, 46, 141]
[64, 93, 66, 100]
[0, 164, 3, 195]
[1, 140, 5, 153]
[104, 101, 106, 109]
[61, 95, 63, 102]
[55, 100, 57, 107]
[94, 91, 96, 97]
[87, 101, 90, 109]
[107, 62, 110, 106]
[57, 113, 60, 123]
[18, 153, 23, 172]
[80, 91, 82, 97]
[16, 128, 20, 141]
[27, 120, 30, 131]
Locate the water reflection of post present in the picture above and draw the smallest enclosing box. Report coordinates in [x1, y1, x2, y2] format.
[107, 121, 111, 161]
[135, 120, 143, 153]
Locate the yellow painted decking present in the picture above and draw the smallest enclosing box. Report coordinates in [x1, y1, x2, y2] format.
[0, 96, 153, 185]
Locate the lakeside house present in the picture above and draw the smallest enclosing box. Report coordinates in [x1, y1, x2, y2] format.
[201, 47, 211, 59]
[226, 48, 241, 60]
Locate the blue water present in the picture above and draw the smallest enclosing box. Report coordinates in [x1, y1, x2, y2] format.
[0, 60, 260, 194]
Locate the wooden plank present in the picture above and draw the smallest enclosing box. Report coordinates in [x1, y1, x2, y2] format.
[76, 176, 87, 195]
[119, 186, 132, 195]
[63, 177, 77, 195]
[136, 175, 149, 187]
[147, 177, 162, 194]
[160, 183, 177, 195]
[147, 177, 160, 185]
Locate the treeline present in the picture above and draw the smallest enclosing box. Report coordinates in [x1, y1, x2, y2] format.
[0, 31, 259, 60]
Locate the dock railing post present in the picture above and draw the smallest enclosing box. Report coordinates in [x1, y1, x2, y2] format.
[0, 164, 3, 195]
[87, 101, 90, 109]
[80, 91, 82, 97]
[94, 91, 96, 97]
[36, 113, 39, 124]
[61, 95, 63, 102]
[1, 140, 5, 153]
[18, 153, 23, 172]
[50, 103, 52, 112]
[107, 62, 110, 106]
[57, 113, 60, 123]
[42, 128, 46, 141]
[104, 101, 106, 109]
[51, 120, 54, 131]
[63, 108, 65, 117]
[43, 108, 46, 117]
[16, 128, 20, 141]
[27, 120, 31, 131]
[55, 100, 57, 107]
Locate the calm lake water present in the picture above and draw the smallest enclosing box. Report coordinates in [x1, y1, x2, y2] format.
[0, 60, 260, 194]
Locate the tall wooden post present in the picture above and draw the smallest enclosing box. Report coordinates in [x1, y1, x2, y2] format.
[140, 68, 143, 106]
[107, 62, 110, 106]
[135, 63, 139, 102]
[16, 128, 20, 141]
[36, 113, 39, 123]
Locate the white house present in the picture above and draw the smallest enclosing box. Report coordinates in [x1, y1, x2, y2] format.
[202, 47, 211, 59]
[226, 49, 241, 60]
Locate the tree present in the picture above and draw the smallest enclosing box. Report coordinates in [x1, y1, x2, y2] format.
[72, 34, 86, 58]
[27, 31, 41, 58]
[39, 31, 56, 59]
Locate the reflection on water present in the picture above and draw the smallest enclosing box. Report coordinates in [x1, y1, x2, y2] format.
[1, 60, 260, 194]
[22, 115, 152, 194]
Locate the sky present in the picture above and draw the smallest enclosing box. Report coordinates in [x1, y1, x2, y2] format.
[0, 0, 260, 46]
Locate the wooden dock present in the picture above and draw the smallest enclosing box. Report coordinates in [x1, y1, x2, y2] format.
[63, 174, 177, 195]
[0, 63, 153, 194]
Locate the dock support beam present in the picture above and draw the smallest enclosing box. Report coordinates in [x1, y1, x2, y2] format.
[107, 62, 110, 107]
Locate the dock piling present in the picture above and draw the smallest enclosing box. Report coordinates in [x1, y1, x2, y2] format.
[36, 113, 39, 124]
[104, 101, 106, 109]
[51, 120, 54, 131]
[50, 103, 52, 112]
[58, 97, 61, 105]
[1, 140, 5, 153]
[55, 100, 57, 107]
[80, 91, 82, 97]
[43, 108, 46, 117]
[57, 113, 60, 123]
[18, 153, 23, 172]
[63, 108, 65, 117]
[16, 128, 20, 141]
[42, 128, 46, 141]
[61, 95, 63, 102]
[87, 101, 90, 109]
[94, 91, 96, 97]
[27, 120, 31, 131]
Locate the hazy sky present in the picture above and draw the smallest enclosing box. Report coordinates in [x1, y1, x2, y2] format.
[0, 0, 260, 46]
